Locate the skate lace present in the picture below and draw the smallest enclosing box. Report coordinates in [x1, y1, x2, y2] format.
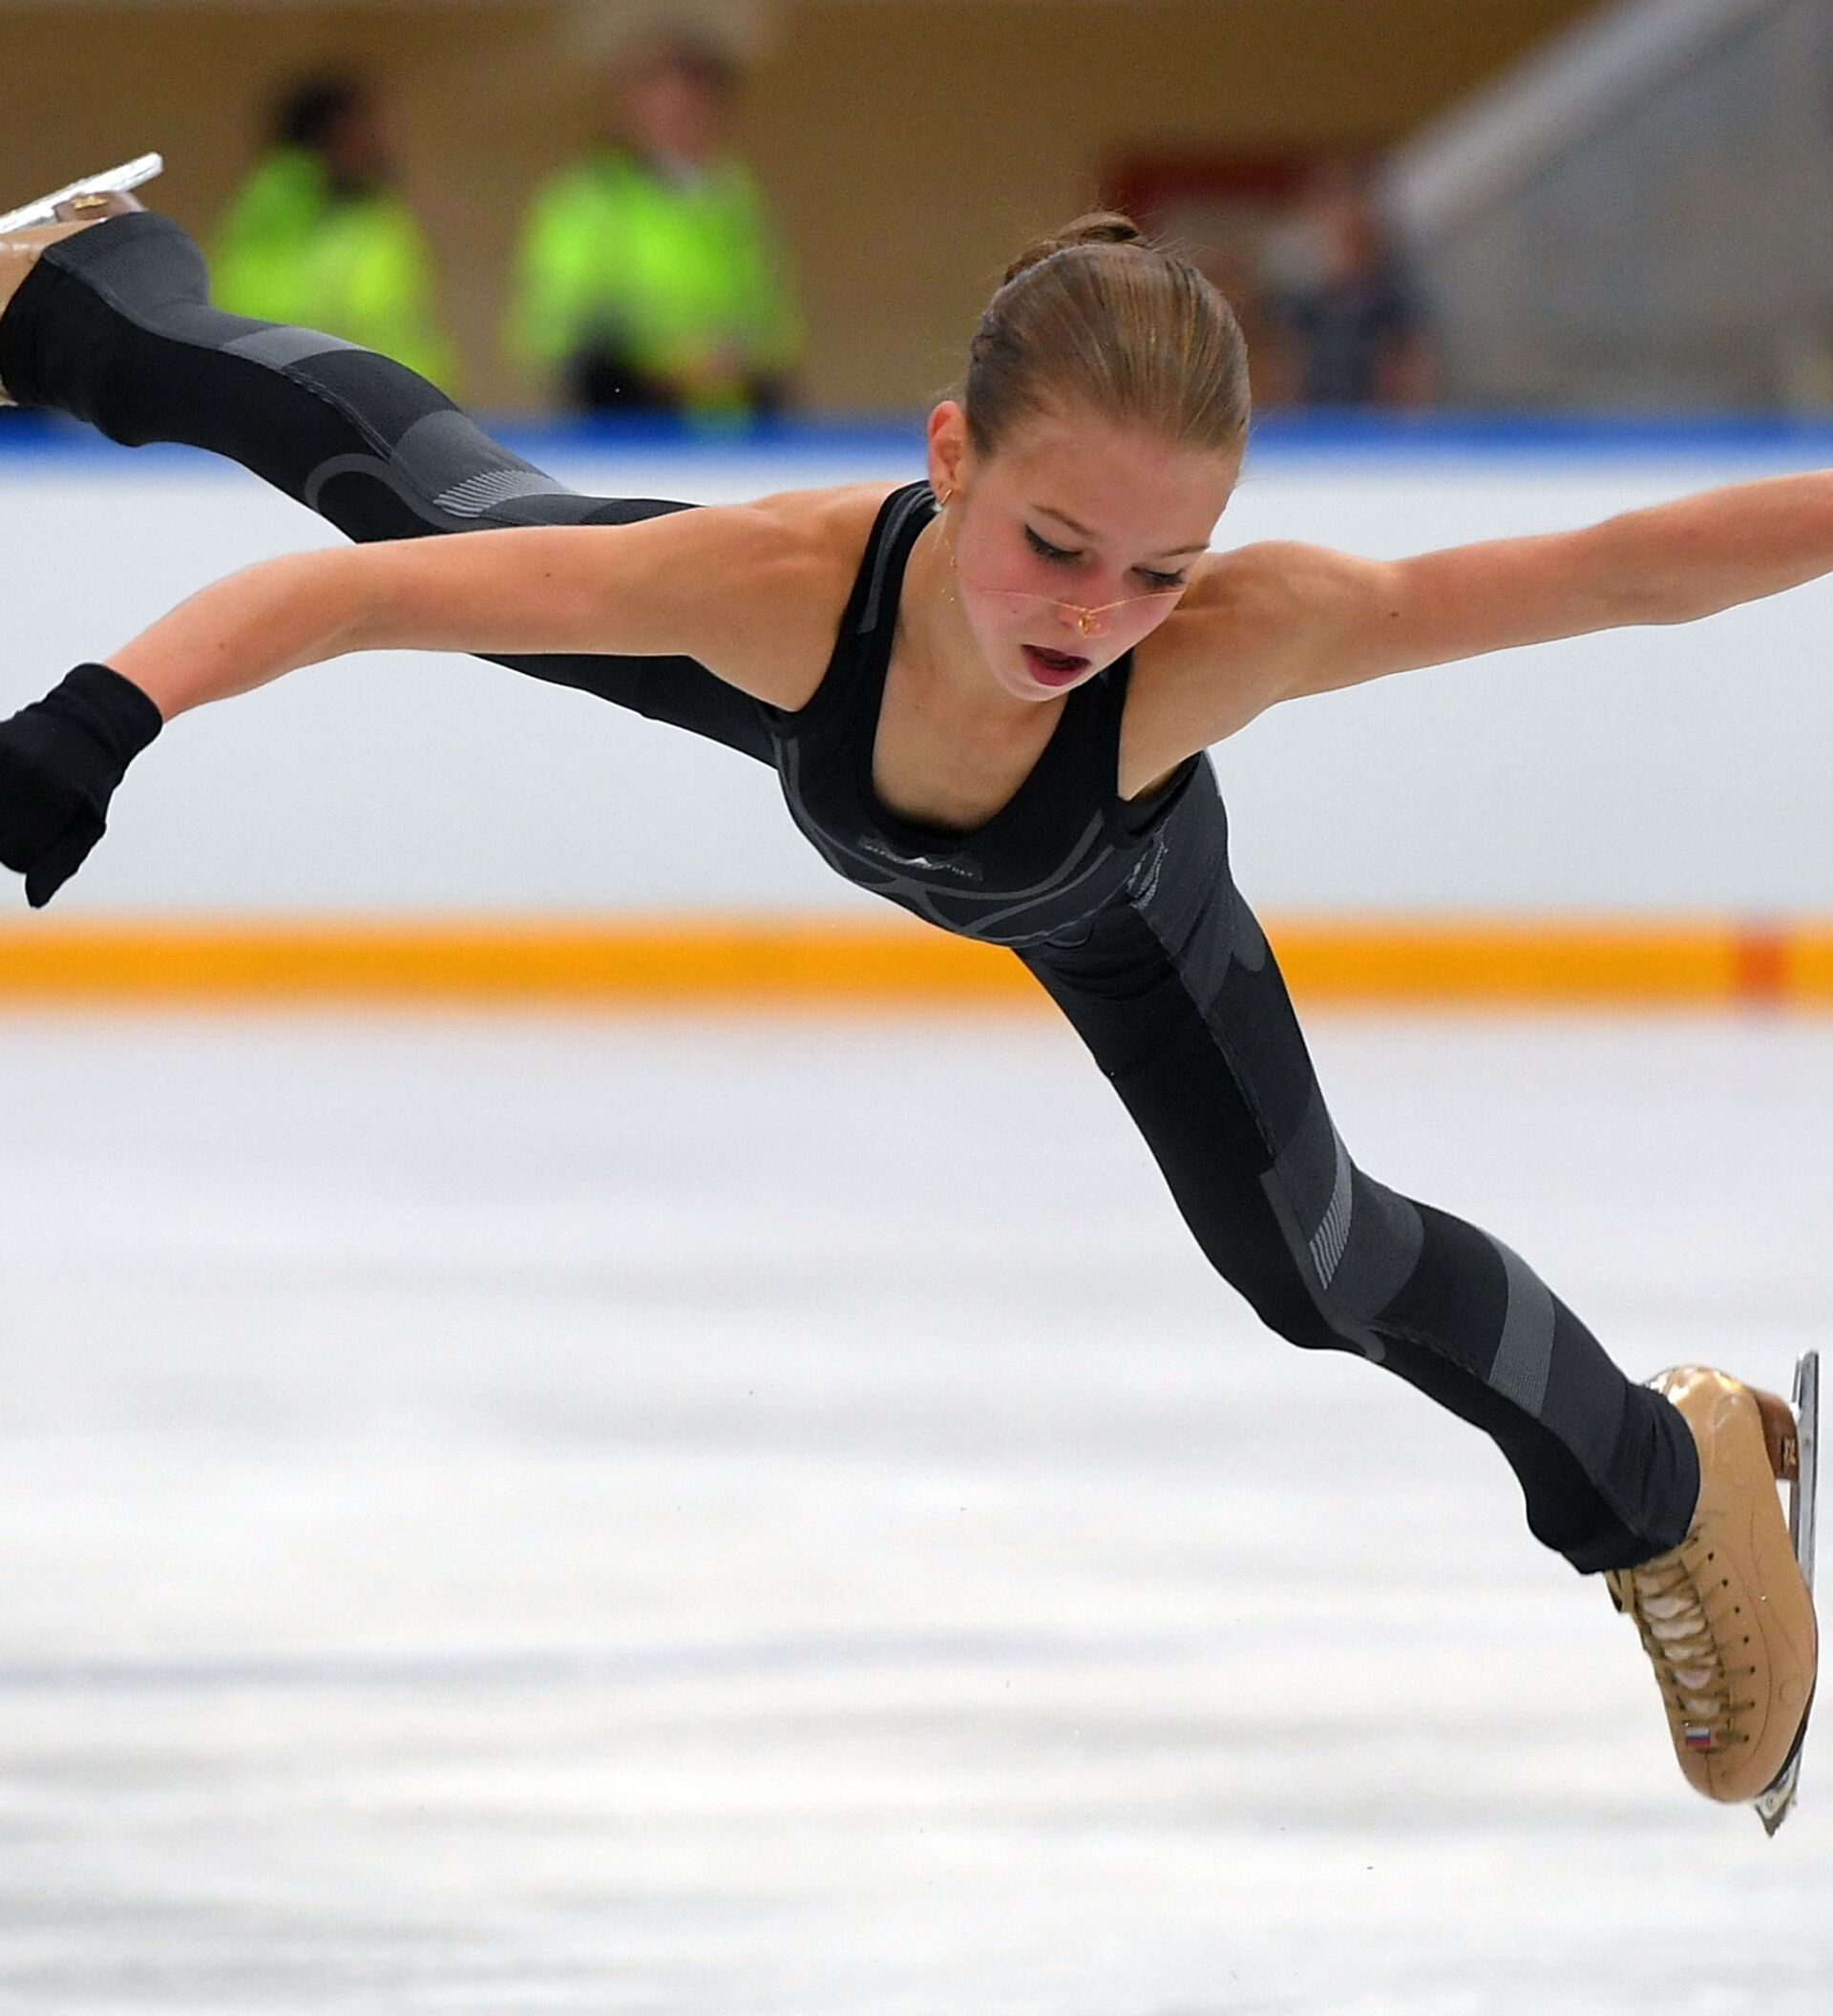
[1611, 1532, 1759, 1751]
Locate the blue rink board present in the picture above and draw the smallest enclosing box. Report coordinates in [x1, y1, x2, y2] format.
[5, 408, 1833, 473]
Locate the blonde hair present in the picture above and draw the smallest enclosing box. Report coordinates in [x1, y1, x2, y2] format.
[965, 212, 1250, 457]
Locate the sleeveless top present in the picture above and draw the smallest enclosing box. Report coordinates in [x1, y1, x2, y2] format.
[769, 481, 1203, 950]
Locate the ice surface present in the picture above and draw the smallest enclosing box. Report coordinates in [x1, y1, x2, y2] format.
[0, 1009, 1825, 2014]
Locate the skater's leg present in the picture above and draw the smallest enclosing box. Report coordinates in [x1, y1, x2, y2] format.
[1024, 788, 1698, 1574]
[0, 210, 772, 760]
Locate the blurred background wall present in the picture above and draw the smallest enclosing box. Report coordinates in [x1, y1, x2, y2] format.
[0, 0, 1601, 411]
[6, 0, 1833, 968]
[1392, 0, 1833, 409]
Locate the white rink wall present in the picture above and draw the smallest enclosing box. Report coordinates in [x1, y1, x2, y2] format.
[4, 423, 1833, 917]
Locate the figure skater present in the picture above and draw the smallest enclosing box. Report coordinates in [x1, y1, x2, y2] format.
[0, 172, 1817, 1827]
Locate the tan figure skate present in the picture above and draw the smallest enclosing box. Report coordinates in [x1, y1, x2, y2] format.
[0, 155, 161, 405]
[1606, 1354, 1819, 1834]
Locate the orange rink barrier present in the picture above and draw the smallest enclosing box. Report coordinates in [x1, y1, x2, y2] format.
[0, 915, 1829, 1011]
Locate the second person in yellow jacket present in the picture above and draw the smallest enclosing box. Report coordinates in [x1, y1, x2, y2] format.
[507, 34, 801, 422]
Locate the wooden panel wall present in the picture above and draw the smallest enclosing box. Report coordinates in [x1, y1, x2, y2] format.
[0, 0, 1599, 409]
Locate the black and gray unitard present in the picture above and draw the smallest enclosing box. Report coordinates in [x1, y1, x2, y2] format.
[0, 214, 1699, 1571]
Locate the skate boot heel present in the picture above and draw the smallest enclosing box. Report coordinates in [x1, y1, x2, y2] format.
[1753, 1385, 1801, 1482]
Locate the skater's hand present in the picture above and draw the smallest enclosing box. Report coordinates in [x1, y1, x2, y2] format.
[0, 664, 162, 906]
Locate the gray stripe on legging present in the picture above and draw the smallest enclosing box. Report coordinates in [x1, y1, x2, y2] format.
[434, 466, 576, 517]
[304, 451, 463, 528]
[1326, 1171, 1423, 1329]
[1309, 1128, 1353, 1288]
[1271, 1081, 1341, 1247]
[303, 410, 566, 529]
[391, 409, 551, 491]
[223, 326, 363, 368]
[1488, 1237, 1557, 1418]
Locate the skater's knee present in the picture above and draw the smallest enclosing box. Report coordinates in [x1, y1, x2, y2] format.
[1223, 1164, 1428, 1357]
[1227, 1259, 1348, 1354]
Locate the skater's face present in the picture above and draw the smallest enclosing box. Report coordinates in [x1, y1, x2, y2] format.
[926, 401, 1236, 703]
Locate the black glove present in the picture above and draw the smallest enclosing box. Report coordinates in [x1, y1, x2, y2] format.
[0, 663, 163, 907]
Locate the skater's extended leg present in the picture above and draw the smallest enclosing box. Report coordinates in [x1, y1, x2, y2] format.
[1034, 806, 1816, 1816]
[1024, 785, 1698, 1575]
[0, 209, 771, 759]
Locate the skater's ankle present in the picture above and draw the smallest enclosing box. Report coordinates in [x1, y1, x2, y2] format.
[0, 209, 139, 398]
[0, 220, 97, 322]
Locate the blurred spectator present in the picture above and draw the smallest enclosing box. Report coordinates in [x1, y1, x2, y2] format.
[212, 74, 457, 393]
[507, 31, 801, 420]
[1778, 322, 1833, 412]
[1263, 157, 1435, 410]
[1187, 243, 1286, 416]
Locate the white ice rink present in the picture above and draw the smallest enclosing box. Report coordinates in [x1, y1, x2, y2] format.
[0, 1007, 1826, 2015]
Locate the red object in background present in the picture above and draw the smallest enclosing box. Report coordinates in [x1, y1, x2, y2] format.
[1106, 154, 1311, 218]
[1103, 153, 1312, 287]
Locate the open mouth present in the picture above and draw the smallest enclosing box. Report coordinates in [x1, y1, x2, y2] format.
[1022, 644, 1090, 685]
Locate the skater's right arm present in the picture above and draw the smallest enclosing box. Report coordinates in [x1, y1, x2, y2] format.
[0, 495, 849, 908]
[110, 500, 839, 720]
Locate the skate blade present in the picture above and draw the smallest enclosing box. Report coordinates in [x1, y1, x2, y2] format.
[1790, 1350, 1819, 1593]
[1753, 1350, 1818, 1837]
[1754, 1682, 1814, 1837]
[0, 155, 163, 233]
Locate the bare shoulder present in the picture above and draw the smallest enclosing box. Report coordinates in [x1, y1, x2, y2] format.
[751, 478, 907, 540]
[701, 482, 905, 707]
[1120, 541, 1374, 790]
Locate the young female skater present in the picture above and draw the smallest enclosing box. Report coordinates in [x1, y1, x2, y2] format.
[0, 180, 1818, 1827]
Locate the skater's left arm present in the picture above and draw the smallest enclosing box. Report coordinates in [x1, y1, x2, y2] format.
[1201, 469, 1833, 712]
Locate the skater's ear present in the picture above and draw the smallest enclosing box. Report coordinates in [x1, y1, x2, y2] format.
[925, 400, 970, 506]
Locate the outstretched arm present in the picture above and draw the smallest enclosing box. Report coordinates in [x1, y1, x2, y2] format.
[0, 497, 834, 906]
[110, 500, 827, 719]
[1246, 469, 1833, 703]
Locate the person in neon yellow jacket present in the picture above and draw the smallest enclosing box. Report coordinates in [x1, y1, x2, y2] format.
[509, 34, 801, 420]
[213, 75, 457, 395]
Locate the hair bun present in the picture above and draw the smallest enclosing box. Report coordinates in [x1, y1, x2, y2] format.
[966, 212, 1248, 458]
[1001, 211, 1145, 287]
